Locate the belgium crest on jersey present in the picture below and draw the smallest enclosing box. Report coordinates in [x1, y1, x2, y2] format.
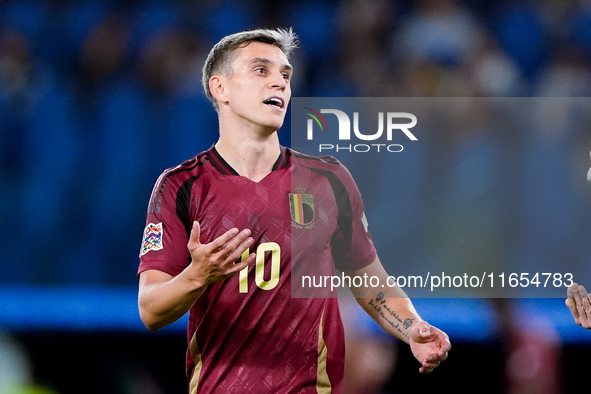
[289, 188, 315, 229]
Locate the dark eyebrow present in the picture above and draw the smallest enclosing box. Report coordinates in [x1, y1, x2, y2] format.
[281, 64, 294, 74]
[248, 57, 293, 73]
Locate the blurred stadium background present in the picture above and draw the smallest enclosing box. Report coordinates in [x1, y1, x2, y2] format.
[1, 0, 591, 393]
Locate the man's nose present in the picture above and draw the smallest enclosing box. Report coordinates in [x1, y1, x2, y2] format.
[270, 72, 287, 90]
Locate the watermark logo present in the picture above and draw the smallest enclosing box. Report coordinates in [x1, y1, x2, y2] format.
[304, 107, 329, 132]
[304, 108, 418, 153]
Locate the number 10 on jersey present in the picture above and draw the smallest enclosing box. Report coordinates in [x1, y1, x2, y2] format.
[239, 242, 281, 293]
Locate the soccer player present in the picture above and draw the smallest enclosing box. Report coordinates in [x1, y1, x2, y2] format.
[137, 28, 451, 393]
[566, 282, 591, 329]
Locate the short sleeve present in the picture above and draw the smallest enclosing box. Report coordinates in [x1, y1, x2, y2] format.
[137, 172, 192, 277]
[328, 161, 377, 271]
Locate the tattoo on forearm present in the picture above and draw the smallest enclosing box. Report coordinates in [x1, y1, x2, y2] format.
[368, 293, 409, 339]
[403, 318, 414, 329]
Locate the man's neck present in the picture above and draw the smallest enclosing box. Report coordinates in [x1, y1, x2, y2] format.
[215, 129, 281, 183]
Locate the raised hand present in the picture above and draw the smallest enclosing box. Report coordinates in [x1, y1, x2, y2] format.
[566, 282, 591, 329]
[186, 221, 256, 286]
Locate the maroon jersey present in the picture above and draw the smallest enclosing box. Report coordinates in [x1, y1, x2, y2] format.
[138, 146, 376, 394]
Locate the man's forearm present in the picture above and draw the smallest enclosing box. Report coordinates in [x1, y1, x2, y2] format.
[346, 258, 451, 374]
[345, 257, 424, 343]
[356, 291, 422, 344]
[138, 269, 207, 331]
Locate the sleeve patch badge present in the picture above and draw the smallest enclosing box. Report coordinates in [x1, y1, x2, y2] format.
[140, 222, 164, 256]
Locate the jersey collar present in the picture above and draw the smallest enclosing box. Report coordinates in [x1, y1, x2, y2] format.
[207, 145, 290, 176]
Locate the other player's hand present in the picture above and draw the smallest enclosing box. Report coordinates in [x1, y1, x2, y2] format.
[565, 282, 591, 329]
[409, 321, 451, 374]
[187, 221, 255, 286]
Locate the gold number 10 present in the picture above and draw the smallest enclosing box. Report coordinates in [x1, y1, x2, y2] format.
[239, 242, 281, 293]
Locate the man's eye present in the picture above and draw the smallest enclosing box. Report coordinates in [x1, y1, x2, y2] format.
[282, 73, 290, 80]
[256, 68, 265, 74]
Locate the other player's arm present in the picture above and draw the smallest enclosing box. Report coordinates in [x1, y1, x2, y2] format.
[345, 257, 451, 373]
[565, 282, 591, 329]
[138, 221, 256, 331]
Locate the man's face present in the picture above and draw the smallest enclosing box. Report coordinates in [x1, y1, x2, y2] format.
[218, 41, 293, 132]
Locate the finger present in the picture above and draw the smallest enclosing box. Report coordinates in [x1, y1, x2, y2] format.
[566, 297, 579, 319]
[419, 324, 432, 338]
[572, 284, 581, 298]
[225, 252, 256, 275]
[424, 354, 441, 364]
[215, 229, 252, 257]
[574, 287, 586, 313]
[188, 221, 202, 249]
[420, 354, 442, 373]
[220, 235, 254, 264]
[411, 321, 431, 340]
[568, 285, 582, 317]
[579, 287, 591, 318]
[438, 351, 449, 361]
[206, 227, 241, 253]
[419, 365, 433, 374]
[422, 360, 440, 370]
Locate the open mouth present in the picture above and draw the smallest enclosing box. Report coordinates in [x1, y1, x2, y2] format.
[263, 97, 284, 109]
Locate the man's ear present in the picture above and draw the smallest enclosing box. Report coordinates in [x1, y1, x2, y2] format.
[209, 76, 227, 105]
